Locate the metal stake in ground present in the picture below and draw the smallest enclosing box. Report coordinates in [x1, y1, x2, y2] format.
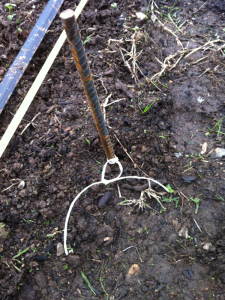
[60, 9, 115, 160]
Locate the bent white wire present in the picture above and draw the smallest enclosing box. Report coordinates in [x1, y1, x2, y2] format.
[63, 157, 168, 255]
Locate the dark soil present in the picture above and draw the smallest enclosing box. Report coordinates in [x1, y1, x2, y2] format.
[1, 0, 225, 299]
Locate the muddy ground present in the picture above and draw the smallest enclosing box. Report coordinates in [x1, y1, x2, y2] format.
[0, 0, 225, 299]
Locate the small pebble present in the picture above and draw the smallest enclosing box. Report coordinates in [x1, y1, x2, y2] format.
[34, 255, 48, 262]
[141, 285, 148, 293]
[18, 180, 25, 190]
[188, 266, 194, 278]
[128, 264, 139, 275]
[118, 290, 128, 299]
[182, 176, 196, 183]
[98, 192, 111, 208]
[120, 101, 126, 108]
[182, 270, 191, 280]
[57, 242, 64, 256]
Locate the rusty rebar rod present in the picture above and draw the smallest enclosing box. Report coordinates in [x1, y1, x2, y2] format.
[60, 9, 115, 160]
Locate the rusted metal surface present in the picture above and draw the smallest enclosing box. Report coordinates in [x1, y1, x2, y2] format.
[0, 0, 64, 115]
[60, 9, 115, 160]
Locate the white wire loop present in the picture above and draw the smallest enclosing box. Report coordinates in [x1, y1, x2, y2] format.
[63, 156, 168, 255]
[101, 156, 123, 184]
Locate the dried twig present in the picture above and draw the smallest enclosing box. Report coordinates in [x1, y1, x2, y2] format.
[119, 185, 165, 211]
[185, 39, 225, 58]
[149, 0, 225, 86]
[102, 94, 125, 128]
[150, 51, 188, 88]
[189, 56, 208, 65]
[117, 184, 122, 198]
[2, 180, 21, 192]
[107, 38, 123, 46]
[151, 0, 183, 49]
[171, 181, 190, 202]
[97, 77, 108, 94]
[118, 31, 145, 83]
[122, 246, 143, 263]
[193, 218, 202, 233]
[102, 93, 112, 122]
[206, 149, 214, 157]
[54, 114, 61, 125]
[198, 68, 211, 77]
[104, 98, 126, 108]
[114, 133, 151, 178]
[20, 112, 41, 135]
[193, 0, 210, 14]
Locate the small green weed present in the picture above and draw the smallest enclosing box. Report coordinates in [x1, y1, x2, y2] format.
[13, 247, 29, 259]
[197, 171, 202, 178]
[206, 116, 225, 136]
[215, 195, 224, 201]
[100, 277, 109, 300]
[132, 26, 139, 32]
[138, 97, 159, 114]
[5, 2, 17, 20]
[162, 195, 179, 208]
[159, 134, 169, 143]
[45, 220, 51, 226]
[67, 245, 73, 252]
[23, 219, 34, 224]
[190, 195, 202, 214]
[111, 3, 117, 8]
[81, 271, 96, 296]
[166, 184, 174, 193]
[83, 35, 92, 45]
[47, 143, 54, 149]
[145, 0, 151, 18]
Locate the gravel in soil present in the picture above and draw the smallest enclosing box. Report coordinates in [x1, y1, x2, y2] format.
[0, 0, 225, 299]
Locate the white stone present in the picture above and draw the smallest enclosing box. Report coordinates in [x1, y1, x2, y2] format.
[203, 242, 211, 250]
[136, 12, 147, 21]
[57, 242, 64, 256]
[178, 226, 188, 239]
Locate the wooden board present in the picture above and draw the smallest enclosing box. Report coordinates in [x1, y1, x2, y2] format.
[0, 0, 89, 158]
[0, 0, 64, 115]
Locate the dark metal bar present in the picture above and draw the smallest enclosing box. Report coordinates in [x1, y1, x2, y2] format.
[0, 0, 64, 115]
[60, 9, 115, 160]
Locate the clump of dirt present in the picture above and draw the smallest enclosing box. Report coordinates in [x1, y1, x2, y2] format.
[0, 0, 225, 299]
